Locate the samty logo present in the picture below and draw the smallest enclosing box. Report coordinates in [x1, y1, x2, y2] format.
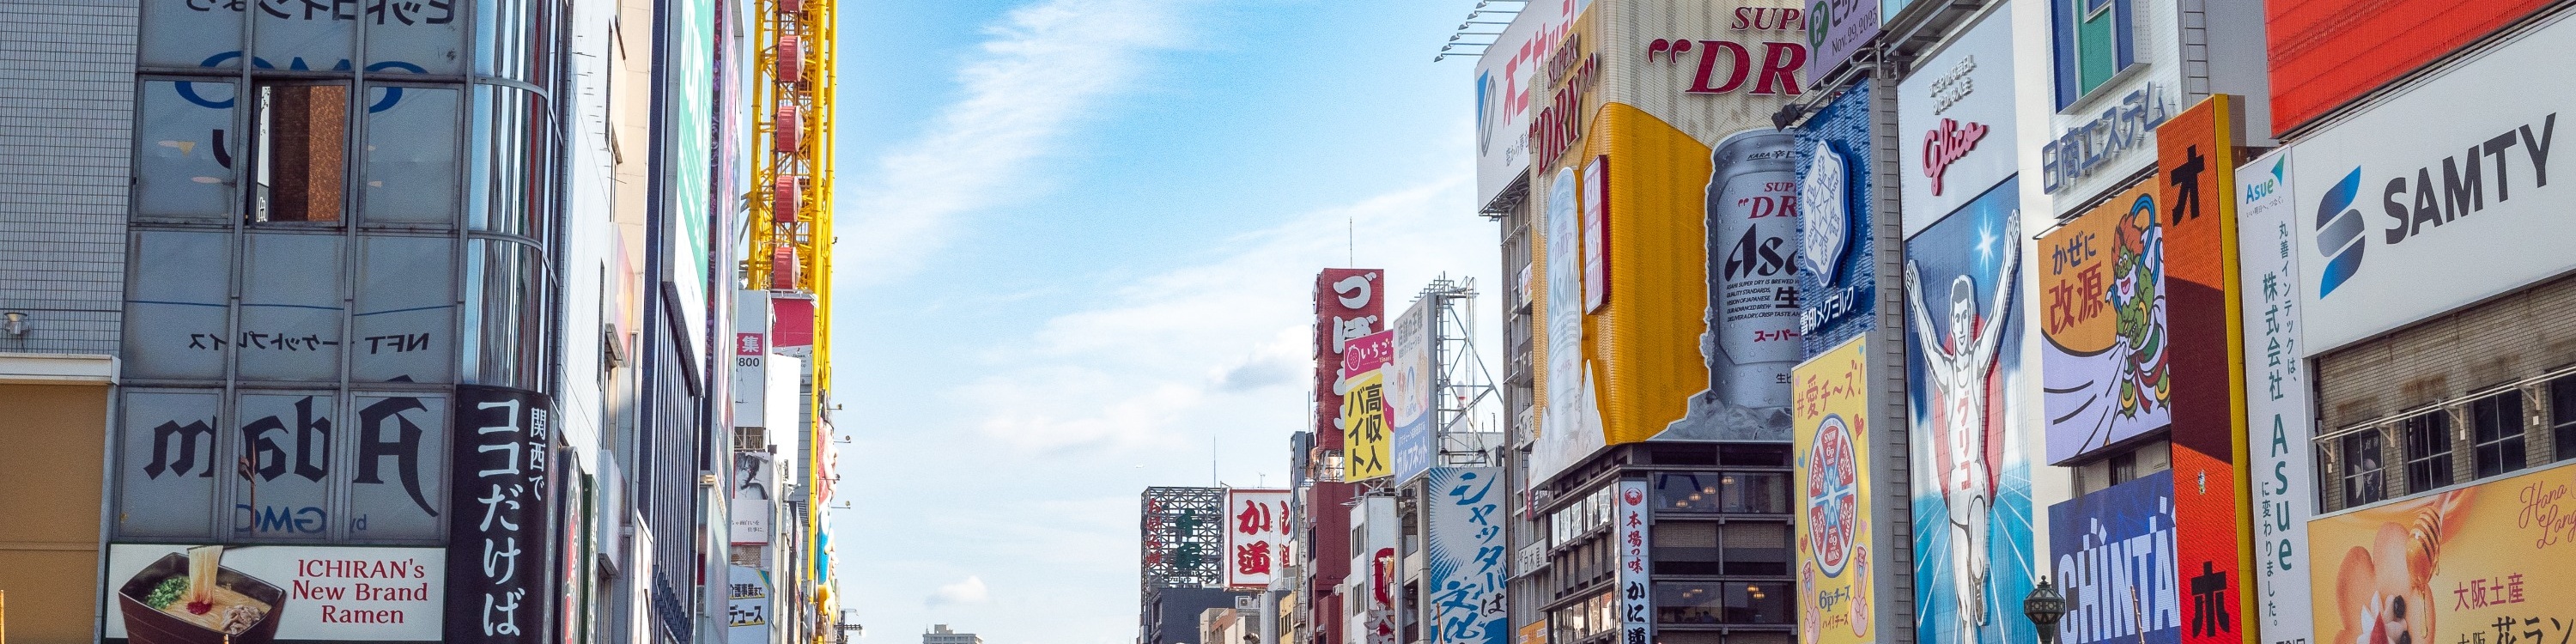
[2312, 167, 2366, 298]
[2049, 0, 2137, 109]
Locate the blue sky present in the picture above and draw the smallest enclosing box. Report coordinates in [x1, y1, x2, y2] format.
[823, 2, 1504, 643]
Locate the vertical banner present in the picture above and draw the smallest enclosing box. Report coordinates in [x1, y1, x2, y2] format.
[1389, 300, 1437, 483]
[1315, 269, 1387, 456]
[1795, 84, 1879, 356]
[1426, 468, 1506, 644]
[1615, 480, 1651, 644]
[1795, 337, 1876, 644]
[1340, 330, 1396, 482]
[726, 565, 769, 644]
[732, 290, 771, 428]
[2038, 179, 2173, 464]
[2049, 471, 2184, 644]
[1224, 489, 1293, 588]
[447, 386, 557, 644]
[2234, 148, 2314, 644]
[2154, 95, 2252, 644]
[1905, 177, 2034, 644]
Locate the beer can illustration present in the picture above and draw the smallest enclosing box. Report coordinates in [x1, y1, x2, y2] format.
[1705, 130, 1801, 410]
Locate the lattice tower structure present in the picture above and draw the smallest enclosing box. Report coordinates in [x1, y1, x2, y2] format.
[749, 0, 835, 640]
[1139, 486, 1225, 592]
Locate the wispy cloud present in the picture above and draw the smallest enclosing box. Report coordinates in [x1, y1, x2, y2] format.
[839, 0, 1186, 283]
[927, 575, 992, 607]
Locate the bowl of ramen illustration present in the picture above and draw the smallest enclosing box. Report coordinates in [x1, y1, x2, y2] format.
[116, 550, 285, 644]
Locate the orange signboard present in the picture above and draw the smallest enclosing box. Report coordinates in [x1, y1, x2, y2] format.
[2267, 0, 2553, 136]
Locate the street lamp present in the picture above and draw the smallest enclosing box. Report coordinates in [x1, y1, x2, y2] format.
[2024, 577, 2068, 644]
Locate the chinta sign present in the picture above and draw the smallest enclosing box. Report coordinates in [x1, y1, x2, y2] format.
[1526, 0, 1808, 484]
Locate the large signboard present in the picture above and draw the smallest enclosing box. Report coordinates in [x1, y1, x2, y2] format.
[446, 386, 557, 644]
[1315, 270, 1387, 458]
[2266, 0, 2554, 136]
[1388, 300, 1437, 483]
[1224, 489, 1293, 588]
[2306, 465, 2576, 644]
[2284, 15, 2576, 355]
[2048, 471, 2183, 644]
[2037, 179, 2173, 464]
[1897, 3, 2017, 238]
[1905, 176, 2035, 644]
[1425, 468, 1506, 644]
[1808, 0, 1875, 85]
[104, 544, 446, 643]
[2038, 0, 2178, 210]
[1340, 330, 1396, 482]
[1797, 83, 1877, 355]
[2154, 95, 2254, 644]
[1474, 0, 1575, 207]
[1526, 0, 1809, 484]
[1613, 480, 1652, 644]
[1795, 337, 1878, 644]
[726, 565, 770, 644]
[2235, 148, 2316, 644]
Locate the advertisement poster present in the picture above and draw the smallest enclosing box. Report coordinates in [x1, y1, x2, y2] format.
[103, 544, 443, 643]
[1796, 83, 1877, 356]
[2307, 465, 2576, 644]
[1316, 269, 1388, 456]
[1905, 177, 2035, 644]
[446, 385, 558, 644]
[1615, 480, 1653, 644]
[1426, 468, 1507, 644]
[2049, 471, 2183, 644]
[1808, 0, 1879, 83]
[1224, 489, 1293, 588]
[2154, 94, 2255, 644]
[1389, 300, 1437, 483]
[726, 565, 769, 644]
[2038, 179, 2173, 464]
[1340, 330, 1396, 481]
[1795, 337, 1876, 644]
[1896, 3, 2017, 238]
[2235, 148, 2316, 644]
[1473, 0, 1574, 206]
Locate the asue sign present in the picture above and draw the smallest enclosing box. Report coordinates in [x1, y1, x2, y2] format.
[2286, 14, 2576, 354]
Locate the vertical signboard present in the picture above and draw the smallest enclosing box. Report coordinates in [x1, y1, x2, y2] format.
[1905, 178, 2034, 644]
[1897, 4, 2018, 239]
[1474, 0, 1575, 207]
[1316, 269, 1387, 458]
[2307, 465, 2576, 644]
[2233, 148, 2314, 644]
[1425, 468, 1505, 644]
[732, 290, 772, 428]
[2048, 471, 2183, 644]
[446, 386, 557, 644]
[1796, 83, 1876, 355]
[1340, 330, 1396, 482]
[731, 453, 775, 545]
[2038, 179, 2173, 464]
[2153, 95, 2253, 644]
[1795, 337, 1876, 644]
[1613, 480, 1651, 644]
[1388, 300, 1437, 483]
[727, 565, 770, 644]
[1224, 489, 1293, 589]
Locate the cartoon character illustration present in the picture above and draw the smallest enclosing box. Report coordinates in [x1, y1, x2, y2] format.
[2330, 489, 2472, 644]
[2108, 197, 2172, 422]
[1905, 215, 2020, 634]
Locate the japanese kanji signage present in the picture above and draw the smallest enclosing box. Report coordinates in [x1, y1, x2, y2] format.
[2234, 147, 2315, 644]
[444, 385, 556, 644]
[1615, 480, 1651, 644]
[1426, 468, 1505, 644]
[726, 565, 770, 644]
[1795, 337, 1875, 644]
[2308, 465, 2576, 644]
[1224, 489, 1291, 588]
[2037, 178, 2173, 464]
[1315, 269, 1386, 457]
[1340, 330, 1396, 482]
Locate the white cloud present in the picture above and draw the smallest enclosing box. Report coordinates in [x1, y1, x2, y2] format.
[927, 575, 993, 607]
[839, 0, 1185, 284]
[953, 170, 1499, 453]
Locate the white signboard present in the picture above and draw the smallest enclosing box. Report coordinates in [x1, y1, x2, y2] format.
[1473, 0, 1574, 208]
[728, 565, 772, 644]
[1896, 3, 2018, 237]
[2038, 0, 2182, 215]
[2234, 148, 2317, 644]
[1614, 480, 1652, 644]
[104, 544, 445, 642]
[732, 290, 772, 427]
[2287, 15, 2576, 353]
[1224, 489, 1293, 587]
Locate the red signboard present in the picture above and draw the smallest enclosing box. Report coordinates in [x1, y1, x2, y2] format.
[1314, 269, 1385, 451]
[2267, 0, 2552, 135]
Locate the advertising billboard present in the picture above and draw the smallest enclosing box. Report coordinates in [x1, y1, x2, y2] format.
[103, 544, 447, 644]
[2282, 15, 2576, 355]
[1614, 480, 1652, 644]
[1475, 0, 1575, 207]
[2234, 148, 2317, 644]
[1795, 337, 1878, 644]
[2048, 471, 2183, 644]
[1526, 0, 1812, 484]
[1316, 270, 1388, 456]
[1897, 3, 2017, 239]
[2038, 0, 2175, 211]
[2266, 0, 2553, 136]
[727, 565, 770, 644]
[2306, 465, 2576, 644]
[2037, 179, 2173, 464]
[447, 385, 558, 644]
[2153, 95, 2255, 644]
[1808, 0, 1874, 85]
[1797, 83, 1876, 355]
[1388, 300, 1437, 483]
[1905, 176, 2035, 644]
[1225, 489, 1293, 588]
[1425, 468, 1506, 644]
[1340, 331, 1396, 482]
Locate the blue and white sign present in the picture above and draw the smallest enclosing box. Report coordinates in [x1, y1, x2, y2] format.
[1797, 82, 1878, 357]
[2046, 471, 2182, 644]
[1427, 468, 1507, 644]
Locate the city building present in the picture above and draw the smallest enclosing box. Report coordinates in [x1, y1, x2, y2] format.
[924, 623, 984, 644]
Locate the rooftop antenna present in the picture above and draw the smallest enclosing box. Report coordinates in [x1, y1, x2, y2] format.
[1347, 216, 1355, 264]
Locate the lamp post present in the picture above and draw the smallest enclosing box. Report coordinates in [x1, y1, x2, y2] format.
[2025, 577, 2068, 644]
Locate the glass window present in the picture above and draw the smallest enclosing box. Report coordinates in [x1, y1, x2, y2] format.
[1721, 582, 1791, 624]
[124, 230, 234, 380]
[232, 392, 337, 540]
[1721, 523, 1790, 575]
[1652, 521, 1720, 575]
[2471, 391, 2526, 478]
[1656, 583, 1725, 624]
[1656, 582, 1788, 624]
[355, 235, 458, 383]
[237, 233, 347, 381]
[2339, 430, 2386, 509]
[362, 85, 461, 228]
[253, 0, 354, 74]
[1657, 473, 1724, 512]
[2403, 413, 2453, 494]
[1720, 472, 1789, 513]
[347, 392, 447, 542]
[115, 390, 224, 538]
[252, 82, 351, 224]
[136, 80, 239, 221]
[467, 83, 555, 237]
[139, 0, 241, 68]
[2554, 375, 2576, 462]
[364, 0, 465, 76]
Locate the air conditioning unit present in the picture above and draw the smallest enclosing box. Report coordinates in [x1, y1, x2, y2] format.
[1234, 596, 1259, 611]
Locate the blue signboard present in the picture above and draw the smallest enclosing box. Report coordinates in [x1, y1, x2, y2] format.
[1798, 82, 1878, 357]
[2047, 470, 2182, 644]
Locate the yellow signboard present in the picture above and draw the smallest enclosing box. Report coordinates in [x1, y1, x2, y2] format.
[2309, 464, 2576, 644]
[1794, 336, 1874, 644]
[1340, 330, 1395, 481]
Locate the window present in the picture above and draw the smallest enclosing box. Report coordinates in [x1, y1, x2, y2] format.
[252, 82, 350, 223]
[2554, 375, 2576, 462]
[2470, 391, 2527, 478]
[1651, 522, 1720, 575]
[2403, 413, 2453, 494]
[2340, 430, 2386, 509]
[1720, 523, 1790, 575]
[2109, 451, 2138, 485]
[1655, 472, 1789, 513]
[1654, 582, 1790, 624]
